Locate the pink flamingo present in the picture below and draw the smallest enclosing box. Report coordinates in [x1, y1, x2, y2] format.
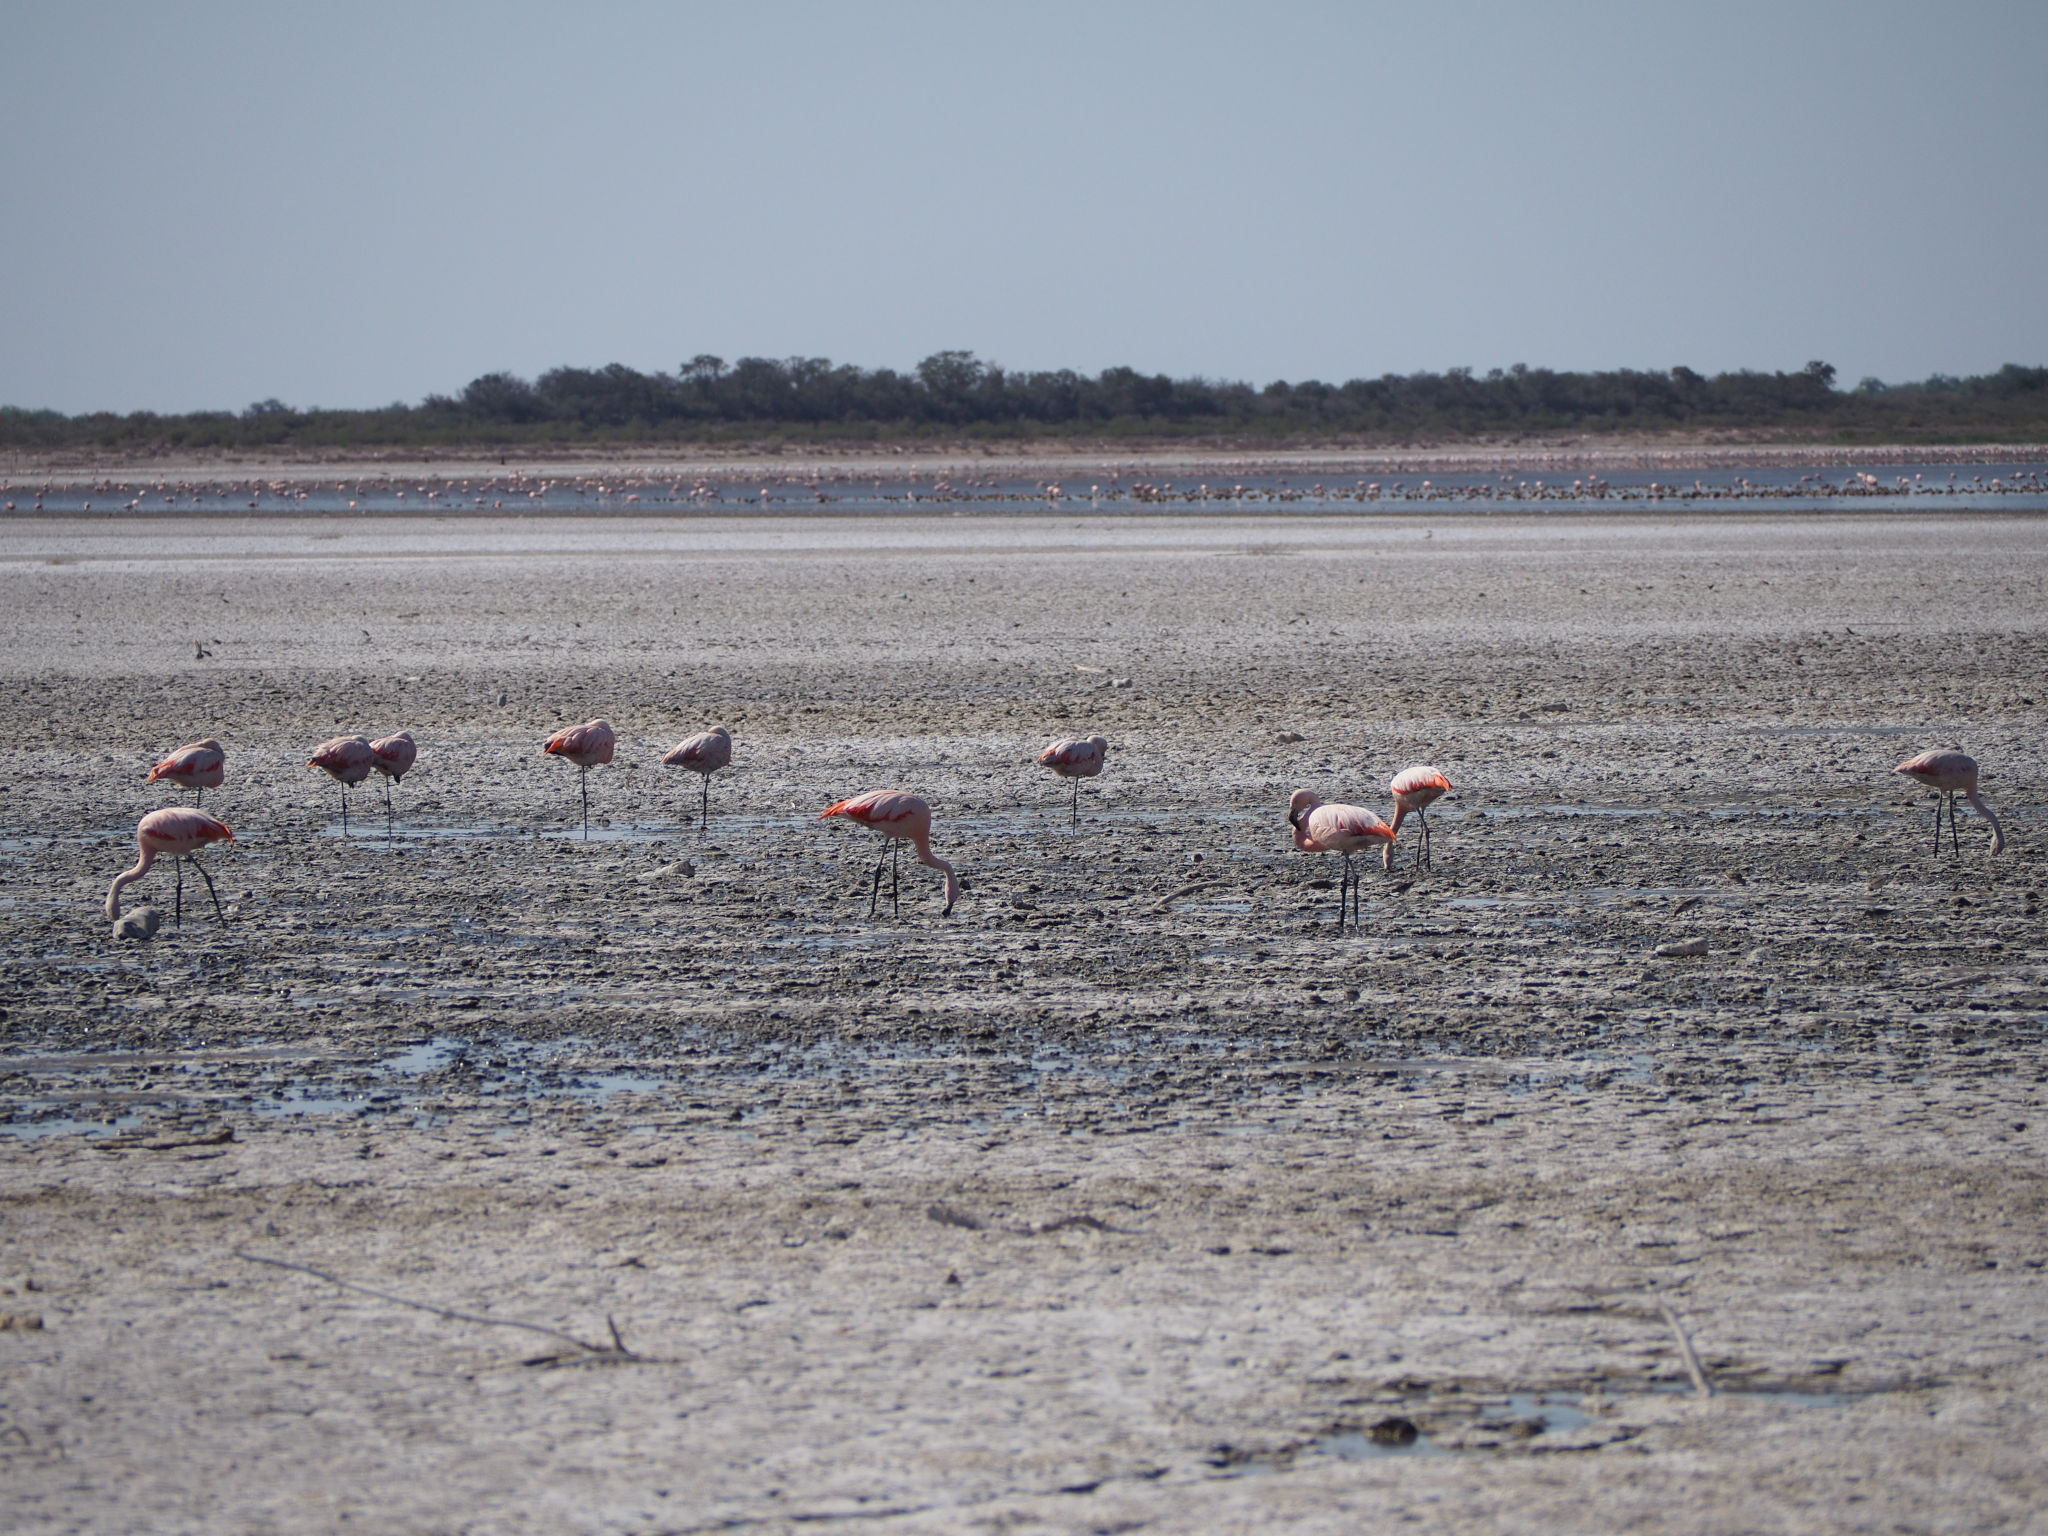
[1387, 765, 1453, 870]
[106, 806, 234, 927]
[370, 731, 417, 837]
[819, 791, 959, 917]
[1894, 749, 2003, 857]
[308, 735, 376, 834]
[662, 725, 732, 831]
[544, 718, 615, 838]
[1037, 735, 1109, 826]
[1288, 790, 1394, 931]
[147, 739, 225, 806]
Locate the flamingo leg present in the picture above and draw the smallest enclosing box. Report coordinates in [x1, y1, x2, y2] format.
[1420, 809, 1432, 871]
[580, 766, 590, 839]
[1949, 791, 1961, 857]
[1336, 851, 1351, 932]
[700, 774, 710, 833]
[1071, 779, 1079, 829]
[340, 784, 349, 836]
[892, 841, 902, 918]
[193, 856, 227, 926]
[868, 850, 887, 917]
[174, 857, 184, 926]
[385, 781, 395, 842]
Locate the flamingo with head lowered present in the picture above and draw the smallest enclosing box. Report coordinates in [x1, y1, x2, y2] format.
[820, 791, 959, 918]
[1387, 765, 1452, 871]
[107, 807, 234, 928]
[1894, 749, 2003, 858]
[1289, 790, 1393, 931]
[147, 739, 225, 806]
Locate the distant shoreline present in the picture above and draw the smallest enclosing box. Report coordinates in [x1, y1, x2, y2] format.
[7, 436, 2047, 488]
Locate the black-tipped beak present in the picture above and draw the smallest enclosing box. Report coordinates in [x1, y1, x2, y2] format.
[1287, 807, 1303, 829]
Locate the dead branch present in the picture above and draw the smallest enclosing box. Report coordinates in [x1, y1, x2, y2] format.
[1656, 1301, 1715, 1398]
[233, 1250, 646, 1364]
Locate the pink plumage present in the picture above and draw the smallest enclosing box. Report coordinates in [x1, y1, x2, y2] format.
[1894, 749, 2002, 856]
[106, 807, 234, 924]
[1288, 790, 1393, 931]
[370, 731, 417, 782]
[544, 718, 616, 767]
[1037, 734, 1108, 826]
[820, 790, 959, 916]
[544, 718, 616, 838]
[1387, 764, 1452, 870]
[146, 738, 225, 799]
[308, 735, 376, 785]
[663, 725, 732, 831]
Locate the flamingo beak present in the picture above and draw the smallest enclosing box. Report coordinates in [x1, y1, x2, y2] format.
[1287, 807, 1303, 829]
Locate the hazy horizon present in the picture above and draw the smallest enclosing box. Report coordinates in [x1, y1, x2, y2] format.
[5, 1, 2045, 416]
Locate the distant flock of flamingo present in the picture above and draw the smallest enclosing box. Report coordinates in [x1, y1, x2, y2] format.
[103, 727, 2002, 934]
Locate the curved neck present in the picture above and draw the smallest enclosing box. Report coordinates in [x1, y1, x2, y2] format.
[916, 844, 960, 915]
[1964, 789, 2005, 854]
[106, 845, 156, 920]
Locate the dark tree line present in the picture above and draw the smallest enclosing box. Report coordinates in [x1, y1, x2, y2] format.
[7, 356, 2048, 450]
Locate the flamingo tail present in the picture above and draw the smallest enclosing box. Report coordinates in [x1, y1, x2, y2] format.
[106, 846, 156, 920]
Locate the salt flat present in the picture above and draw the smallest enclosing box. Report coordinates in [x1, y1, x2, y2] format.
[2, 510, 2043, 1533]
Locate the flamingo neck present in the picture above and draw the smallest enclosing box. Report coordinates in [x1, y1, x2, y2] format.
[106, 845, 156, 920]
[916, 844, 960, 915]
[1964, 790, 2005, 854]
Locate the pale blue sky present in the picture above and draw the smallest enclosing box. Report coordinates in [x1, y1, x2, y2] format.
[4, 1, 2044, 414]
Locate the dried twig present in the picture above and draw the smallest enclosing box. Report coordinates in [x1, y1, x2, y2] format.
[233, 1250, 645, 1364]
[1656, 1301, 1715, 1398]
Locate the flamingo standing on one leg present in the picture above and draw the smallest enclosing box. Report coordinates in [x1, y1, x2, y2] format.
[544, 718, 615, 839]
[1037, 735, 1109, 827]
[147, 739, 225, 807]
[370, 730, 417, 840]
[1387, 765, 1453, 871]
[107, 806, 234, 928]
[1894, 749, 2003, 858]
[1288, 789, 1394, 932]
[308, 735, 376, 835]
[819, 790, 959, 917]
[662, 725, 732, 832]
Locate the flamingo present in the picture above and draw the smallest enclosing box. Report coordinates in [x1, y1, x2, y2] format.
[308, 735, 376, 835]
[1288, 789, 1394, 931]
[662, 725, 732, 831]
[1387, 765, 1453, 871]
[107, 806, 233, 927]
[819, 790, 959, 917]
[1894, 749, 2003, 857]
[146, 739, 225, 806]
[370, 730, 417, 838]
[544, 718, 615, 839]
[1037, 735, 1109, 827]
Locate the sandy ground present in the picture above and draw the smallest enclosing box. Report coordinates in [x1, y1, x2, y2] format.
[2, 509, 2045, 1533]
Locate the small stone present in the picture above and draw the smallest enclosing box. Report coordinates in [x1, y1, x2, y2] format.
[1654, 938, 1710, 958]
[1367, 1415, 1419, 1445]
[0, 1312, 43, 1332]
[1275, 731, 1305, 743]
[636, 860, 696, 884]
[114, 907, 162, 942]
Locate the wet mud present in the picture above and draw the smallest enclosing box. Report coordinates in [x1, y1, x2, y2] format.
[2, 509, 2044, 1532]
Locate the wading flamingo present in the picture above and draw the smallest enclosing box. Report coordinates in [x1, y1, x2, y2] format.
[107, 806, 233, 927]
[1387, 765, 1453, 871]
[819, 790, 959, 918]
[1289, 789, 1394, 931]
[370, 730, 417, 838]
[147, 739, 225, 806]
[1037, 735, 1109, 827]
[1894, 749, 2003, 858]
[309, 735, 376, 835]
[544, 718, 615, 839]
[662, 725, 732, 831]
